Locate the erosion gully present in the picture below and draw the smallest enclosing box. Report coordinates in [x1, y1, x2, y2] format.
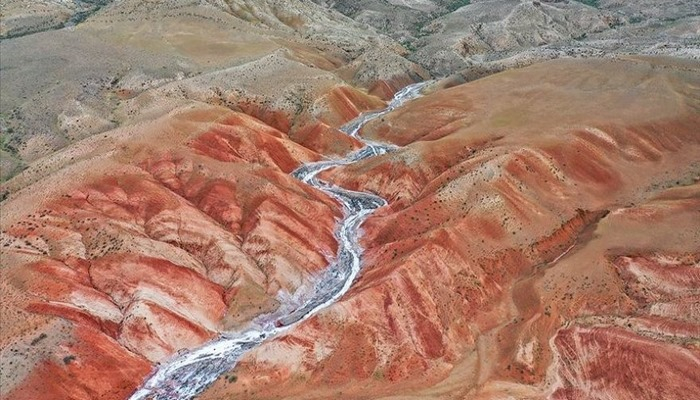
[130, 81, 432, 400]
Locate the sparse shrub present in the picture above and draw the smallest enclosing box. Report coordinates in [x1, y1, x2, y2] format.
[401, 40, 417, 52]
[446, 0, 471, 13]
[574, 0, 599, 7]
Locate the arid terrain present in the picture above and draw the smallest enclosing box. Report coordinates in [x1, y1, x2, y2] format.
[214, 56, 700, 400]
[1, 1, 699, 400]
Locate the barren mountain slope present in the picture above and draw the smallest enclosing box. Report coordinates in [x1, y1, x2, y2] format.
[0, 0, 428, 183]
[1, 1, 699, 399]
[410, 0, 700, 76]
[197, 57, 700, 400]
[315, 0, 700, 77]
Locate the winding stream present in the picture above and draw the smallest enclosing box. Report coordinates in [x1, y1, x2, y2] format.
[129, 81, 432, 400]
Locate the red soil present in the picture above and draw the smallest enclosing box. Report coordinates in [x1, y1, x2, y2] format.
[200, 58, 700, 400]
[1, 105, 361, 398]
[2, 57, 699, 400]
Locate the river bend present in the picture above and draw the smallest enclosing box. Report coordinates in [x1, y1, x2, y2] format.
[130, 80, 431, 400]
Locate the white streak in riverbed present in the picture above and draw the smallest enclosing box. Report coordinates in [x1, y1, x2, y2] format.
[129, 81, 432, 400]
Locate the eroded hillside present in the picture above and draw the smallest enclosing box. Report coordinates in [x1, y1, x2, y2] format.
[1, 1, 699, 400]
[198, 57, 700, 400]
[1, 100, 382, 399]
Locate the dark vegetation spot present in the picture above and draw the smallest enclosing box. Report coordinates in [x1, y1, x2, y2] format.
[30, 333, 47, 346]
[574, 0, 599, 7]
[446, 0, 471, 13]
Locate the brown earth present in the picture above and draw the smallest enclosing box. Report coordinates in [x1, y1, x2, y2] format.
[0, 0, 429, 183]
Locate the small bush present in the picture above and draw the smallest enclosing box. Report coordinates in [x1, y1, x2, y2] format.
[446, 0, 471, 13]
[574, 0, 599, 7]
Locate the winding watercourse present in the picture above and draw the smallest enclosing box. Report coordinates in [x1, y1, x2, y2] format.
[130, 81, 432, 400]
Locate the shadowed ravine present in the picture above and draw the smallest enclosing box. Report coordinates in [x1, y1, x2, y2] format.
[129, 81, 432, 400]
